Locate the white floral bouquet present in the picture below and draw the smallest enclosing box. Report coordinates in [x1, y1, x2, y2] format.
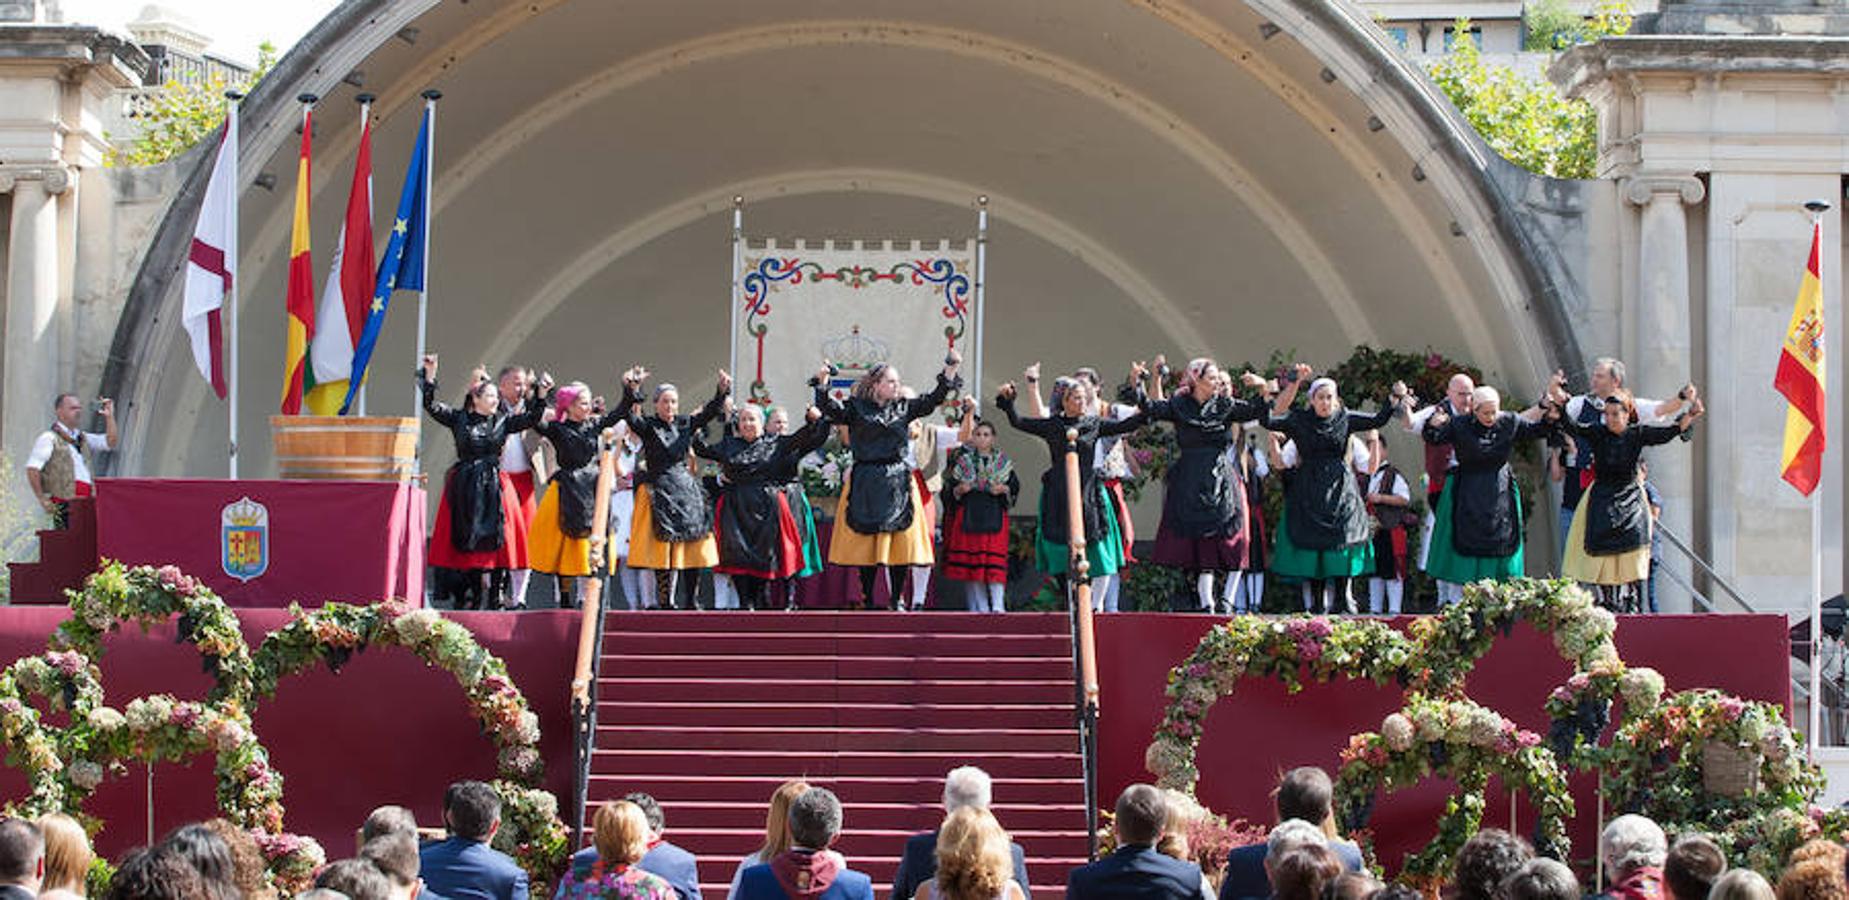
[799, 442, 854, 498]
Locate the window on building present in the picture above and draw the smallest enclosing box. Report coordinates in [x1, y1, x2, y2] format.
[1383, 26, 1410, 50]
[1443, 25, 1482, 51]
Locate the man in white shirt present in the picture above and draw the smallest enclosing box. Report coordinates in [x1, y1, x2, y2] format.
[26, 393, 118, 527]
[1556, 358, 1685, 559]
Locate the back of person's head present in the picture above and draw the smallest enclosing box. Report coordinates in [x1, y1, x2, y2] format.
[943, 766, 994, 814]
[1714, 870, 1778, 900]
[296, 891, 352, 900]
[36, 813, 86, 892]
[37, 889, 84, 900]
[1502, 858, 1581, 900]
[360, 805, 419, 845]
[0, 817, 44, 887]
[1270, 845, 1341, 900]
[788, 787, 844, 850]
[1266, 819, 1329, 860]
[1366, 884, 1426, 900]
[360, 833, 422, 890]
[594, 801, 652, 866]
[103, 846, 206, 900]
[444, 780, 503, 842]
[1664, 834, 1727, 900]
[1602, 814, 1668, 881]
[1275, 768, 1335, 830]
[1775, 842, 1848, 900]
[316, 857, 393, 900]
[1454, 829, 1534, 900]
[1112, 784, 1168, 846]
[160, 822, 237, 895]
[757, 780, 810, 860]
[623, 792, 666, 836]
[1329, 872, 1382, 900]
[201, 818, 271, 900]
[934, 807, 1012, 900]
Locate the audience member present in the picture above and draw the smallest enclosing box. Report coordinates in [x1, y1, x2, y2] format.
[361, 833, 432, 900]
[734, 787, 874, 900]
[627, 794, 702, 900]
[1327, 872, 1381, 900]
[917, 807, 1025, 900]
[1259, 822, 1329, 893]
[102, 847, 204, 900]
[894, 767, 1032, 900]
[1365, 885, 1424, 900]
[556, 801, 676, 900]
[1775, 841, 1847, 900]
[202, 817, 276, 900]
[318, 858, 394, 900]
[1066, 784, 1211, 900]
[1662, 835, 1726, 900]
[0, 818, 44, 900]
[362, 806, 421, 846]
[1267, 846, 1341, 900]
[36, 814, 88, 897]
[160, 823, 238, 899]
[1600, 815, 1668, 900]
[297, 890, 354, 900]
[1712, 871, 1777, 900]
[1503, 858, 1580, 900]
[420, 780, 530, 900]
[733, 782, 846, 899]
[1220, 768, 1362, 900]
[1453, 829, 1533, 900]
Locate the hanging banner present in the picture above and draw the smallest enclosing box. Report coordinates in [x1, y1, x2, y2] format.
[732, 239, 977, 413]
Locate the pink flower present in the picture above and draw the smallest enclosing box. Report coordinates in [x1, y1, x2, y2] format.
[1719, 697, 1747, 721]
[170, 705, 200, 729]
[46, 650, 84, 677]
[1517, 730, 1542, 748]
[1298, 640, 1324, 662]
[1187, 663, 1210, 679]
[1567, 673, 1590, 691]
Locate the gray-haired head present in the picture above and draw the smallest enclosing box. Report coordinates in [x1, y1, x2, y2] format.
[943, 766, 993, 814]
[1601, 814, 1667, 880]
[1709, 870, 1775, 900]
[1594, 357, 1627, 387]
[652, 383, 679, 401]
[788, 787, 843, 850]
[1266, 818, 1329, 858]
[360, 805, 418, 845]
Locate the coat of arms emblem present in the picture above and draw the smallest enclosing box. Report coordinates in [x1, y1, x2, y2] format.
[221, 496, 269, 582]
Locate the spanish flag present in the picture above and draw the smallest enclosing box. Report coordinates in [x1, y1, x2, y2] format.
[280, 101, 315, 415]
[1776, 219, 1826, 496]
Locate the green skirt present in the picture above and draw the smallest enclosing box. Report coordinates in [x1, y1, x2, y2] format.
[1423, 479, 1524, 584]
[1270, 506, 1374, 579]
[1036, 484, 1124, 577]
[791, 489, 825, 578]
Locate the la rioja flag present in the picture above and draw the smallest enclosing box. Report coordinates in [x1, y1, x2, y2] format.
[181, 112, 237, 399]
[1776, 219, 1827, 496]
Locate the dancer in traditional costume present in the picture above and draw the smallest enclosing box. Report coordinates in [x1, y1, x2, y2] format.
[695, 405, 831, 610]
[1130, 358, 1271, 613]
[996, 375, 1146, 609]
[814, 352, 962, 609]
[942, 416, 1020, 612]
[1223, 429, 1273, 613]
[619, 366, 730, 610]
[1419, 384, 1555, 592]
[1359, 430, 1413, 615]
[766, 406, 825, 610]
[418, 355, 543, 610]
[1397, 373, 1476, 607]
[1263, 366, 1400, 614]
[528, 381, 629, 609]
[1556, 386, 1703, 612]
[604, 421, 646, 609]
[1020, 363, 1143, 611]
[493, 366, 546, 608]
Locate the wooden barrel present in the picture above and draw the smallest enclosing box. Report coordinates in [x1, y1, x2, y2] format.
[271, 415, 419, 482]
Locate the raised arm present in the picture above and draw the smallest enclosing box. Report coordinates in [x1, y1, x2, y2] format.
[956, 397, 977, 445]
[905, 369, 963, 422]
[1346, 403, 1397, 435]
[689, 370, 733, 431]
[995, 386, 1060, 440]
[1023, 363, 1046, 418]
[1271, 363, 1310, 418]
[811, 366, 850, 424]
[416, 362, 460, 427]
[783, 409, 833, 458]
[1098, 408, 1149, 437]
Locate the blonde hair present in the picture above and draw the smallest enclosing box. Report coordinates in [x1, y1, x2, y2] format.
[37, 813, 90, 894]
[594, 801, 651, 866]
[756, 780, 811, 861]
[934, 807, 1012, 900]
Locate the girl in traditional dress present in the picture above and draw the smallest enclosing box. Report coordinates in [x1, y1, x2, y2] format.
[1556, 386, 1702, 611]
[1264, 366, 1401, 614]
[1359, 429, 1413, 615]
[417, 355, 543, 610]
[605, 420, 646, 609]
[942, 416, 1020, 612]
[1420, 384, 1556, 591]
[765, 406, 826, 610]
[695, 404, 831, 610]
[1130, 357, 1272, 613]
[1223, 427, 1272, 614]
[618, 366, 730, 610]
[1019, 363, 1144, 611]
[528, 381, 629, 609]
[996, 375, 1146, 608]
[814, 352, 962, 609]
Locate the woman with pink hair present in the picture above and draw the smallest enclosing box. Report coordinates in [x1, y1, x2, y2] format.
[529, 380, 632, 608]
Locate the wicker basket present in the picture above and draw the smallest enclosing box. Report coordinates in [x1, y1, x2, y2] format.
[1701, 741, 1762, 798]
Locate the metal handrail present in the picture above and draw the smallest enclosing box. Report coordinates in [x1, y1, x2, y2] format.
[1062, 430, 1101, 861]
[1653, 522, 1760, 614]
[569, 438, 619, 843]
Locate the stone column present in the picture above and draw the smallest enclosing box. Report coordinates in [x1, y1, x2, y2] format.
[3, 166, 69, 470]
[1625, 173, 1704, 612]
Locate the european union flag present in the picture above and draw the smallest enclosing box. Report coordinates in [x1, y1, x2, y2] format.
[339, 108, 429, 414]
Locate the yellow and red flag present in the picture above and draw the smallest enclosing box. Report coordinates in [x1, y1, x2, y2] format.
[280, 103, 315, 414]
[1776, 219, 1827, 496]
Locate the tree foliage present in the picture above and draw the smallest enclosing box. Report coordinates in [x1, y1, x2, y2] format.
[106, 42, 277, 168]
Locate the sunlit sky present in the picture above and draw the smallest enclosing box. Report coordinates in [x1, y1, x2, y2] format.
[58, 0, 341, 66]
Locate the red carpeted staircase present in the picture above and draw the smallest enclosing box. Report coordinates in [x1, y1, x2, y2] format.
[587, 611, 1091, 900]
[6, 497, 97, 602]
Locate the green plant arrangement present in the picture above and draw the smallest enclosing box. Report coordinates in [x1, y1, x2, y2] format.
[51, 562, 256, 708]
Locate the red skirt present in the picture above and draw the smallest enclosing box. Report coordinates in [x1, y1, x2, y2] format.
[507, 470, 538, 528]
[1150, 496, 1249, 571]
[429, 470, 529, 571]
[714, 491, 806, 580]
[942, 506, 1010, 585]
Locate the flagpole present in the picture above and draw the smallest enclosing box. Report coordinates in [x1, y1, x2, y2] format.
[974, 195, 988, 409]
[225, 90, 242, 480]
[355, 93, 374, 417]
[1806, 199, 1831, 756]
[730, 195, 743, 395]
[414, 90, 439, 474]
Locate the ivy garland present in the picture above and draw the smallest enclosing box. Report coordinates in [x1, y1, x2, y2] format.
[50, 563, 255, 708]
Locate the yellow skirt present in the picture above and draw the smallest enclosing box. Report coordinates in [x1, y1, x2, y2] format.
[827, 472, 935, 567]
[1560, 491, 1650, 585]
[626, 484, 718, 571]
[528, 488, 594, 577]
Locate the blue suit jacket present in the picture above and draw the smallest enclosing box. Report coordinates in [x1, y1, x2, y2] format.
[1067, 845, 1210, 900]
[1217, 840, 1364, 900]
[420, 837, 529, 900]
[570, 842, 703, 900]
[734, 860, 875, 900]
[893, 829, 1033, 900]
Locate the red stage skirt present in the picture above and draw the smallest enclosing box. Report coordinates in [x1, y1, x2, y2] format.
[942, 506, 1010, 585]
[714, 491, 806, 580]
[507, 470, 538, 528]
[429, 471, 529, 571]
